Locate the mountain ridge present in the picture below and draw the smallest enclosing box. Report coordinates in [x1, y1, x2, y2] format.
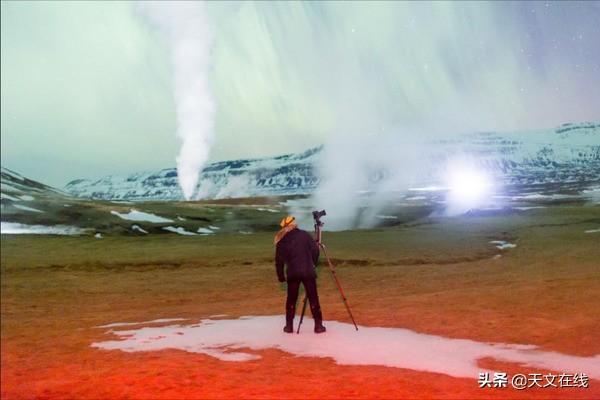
[62, 122, 600, 201]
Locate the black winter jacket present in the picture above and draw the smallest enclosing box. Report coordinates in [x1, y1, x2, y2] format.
[275, 228, 320, 282]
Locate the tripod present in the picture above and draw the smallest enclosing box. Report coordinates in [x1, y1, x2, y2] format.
[297, 212, 359, 333]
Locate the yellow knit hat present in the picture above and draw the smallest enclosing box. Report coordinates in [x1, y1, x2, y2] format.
[279, 215, 296, 228]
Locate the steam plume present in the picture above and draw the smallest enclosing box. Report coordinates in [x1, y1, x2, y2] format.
[137, 1, 214, 200]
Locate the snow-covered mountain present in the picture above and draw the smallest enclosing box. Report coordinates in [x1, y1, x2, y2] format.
[430, 122, 599, 187]
[1, 167, 67, 200]
[65, 146, 322, 201]
[64, 122, 600, 201]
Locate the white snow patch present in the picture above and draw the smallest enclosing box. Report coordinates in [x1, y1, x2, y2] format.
[376, 215, 398, 219]
[95, 233, 103, 239]
[514, 206, 546, 211]
[1, 222, 87, 235]
[490, 240, 517, 250]
[512, 193, 575, 201]
[197, 227, 214, 235]
[14, 204, 43, 213]
[238, 230, 253, 235]
[584, 228, 600, 234]
[132, 225, 148, 234]
[111, 209, 173, 223]
[208, 225, 220, 230]
[163, 226, 197, 235]
[1, 183, 21, 193]
[92, 315, 600, 379]
[19, 195, 34, 201]
[0, 193, 20, 201]
[257, 208, 279, 213]
[408, 186, 443, 192]
[177, 216, 186, 221]
[63, 204, 71, 207]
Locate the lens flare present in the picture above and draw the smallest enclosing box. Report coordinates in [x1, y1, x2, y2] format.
[443, 159, 494, 215]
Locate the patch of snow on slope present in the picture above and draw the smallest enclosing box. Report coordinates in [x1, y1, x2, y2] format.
[197, 227, 213, 235]
[131, 225, 148, 234]
[13, 204, 43, 213]
[111, 209, 173, 223]
[162, 226, 197, 235]
[1, 222, 87, 235]
[0, 193, 19, 201]
[490, 240, 517, 250]
[92, 315, 600, 379]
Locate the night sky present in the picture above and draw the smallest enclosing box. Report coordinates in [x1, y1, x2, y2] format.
[1, 1, 599, 186]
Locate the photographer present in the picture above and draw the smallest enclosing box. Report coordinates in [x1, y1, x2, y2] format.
[274, 215, 326, 334]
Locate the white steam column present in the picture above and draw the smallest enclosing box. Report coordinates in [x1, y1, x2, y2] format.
[137, 1, 215, 200]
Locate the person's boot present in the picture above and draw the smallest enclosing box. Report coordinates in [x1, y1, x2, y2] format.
[284, 303, 295, 333]
[283, 325, 294, 333]
[312, 305, 326, 334]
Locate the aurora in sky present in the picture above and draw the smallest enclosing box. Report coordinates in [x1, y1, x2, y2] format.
[1, 1, 599, 186]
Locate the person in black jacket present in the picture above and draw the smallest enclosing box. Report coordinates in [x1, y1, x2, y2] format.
[275, 216, 326, 334]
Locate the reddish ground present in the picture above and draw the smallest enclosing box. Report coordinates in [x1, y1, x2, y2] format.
[2, 207, 599, 399]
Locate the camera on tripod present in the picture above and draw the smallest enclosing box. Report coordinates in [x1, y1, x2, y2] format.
[312, 209, 326, 225]
[298, 208, 359, 333]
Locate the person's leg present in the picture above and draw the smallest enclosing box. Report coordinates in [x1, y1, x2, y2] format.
[303, 277, 325, 333]
[285, 279, 301, 332]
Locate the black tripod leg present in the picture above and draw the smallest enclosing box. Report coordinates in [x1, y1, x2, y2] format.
[296, 296, 308, 334]
[321, 244, 359, 331]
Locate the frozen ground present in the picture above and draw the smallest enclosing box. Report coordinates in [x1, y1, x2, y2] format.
[93, 315, 600, 380]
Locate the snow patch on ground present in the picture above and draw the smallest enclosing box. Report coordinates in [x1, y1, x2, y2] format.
[132, 225, 148, 234]
[584, 228, 600, 234]
[257, 208, 279, 213]
[95, 233, 103, 239]
[197, 227, 214, 235]
[92, 315, 600, 379]
[1, 183, 21, 192]
[490, 240, 517, 250]
[208, 225, 220, 230]
[14, 204, 43, 213]
[162, 226, 197, 235]
[376, 215, 398, 219]
[111, 209, 173, 223]
[19, 195, 34, 201]
[0, 193, 20, 201]
[1, 222, 87, 235]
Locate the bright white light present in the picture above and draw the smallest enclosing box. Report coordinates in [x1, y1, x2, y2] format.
[444, 160, 494, 215]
